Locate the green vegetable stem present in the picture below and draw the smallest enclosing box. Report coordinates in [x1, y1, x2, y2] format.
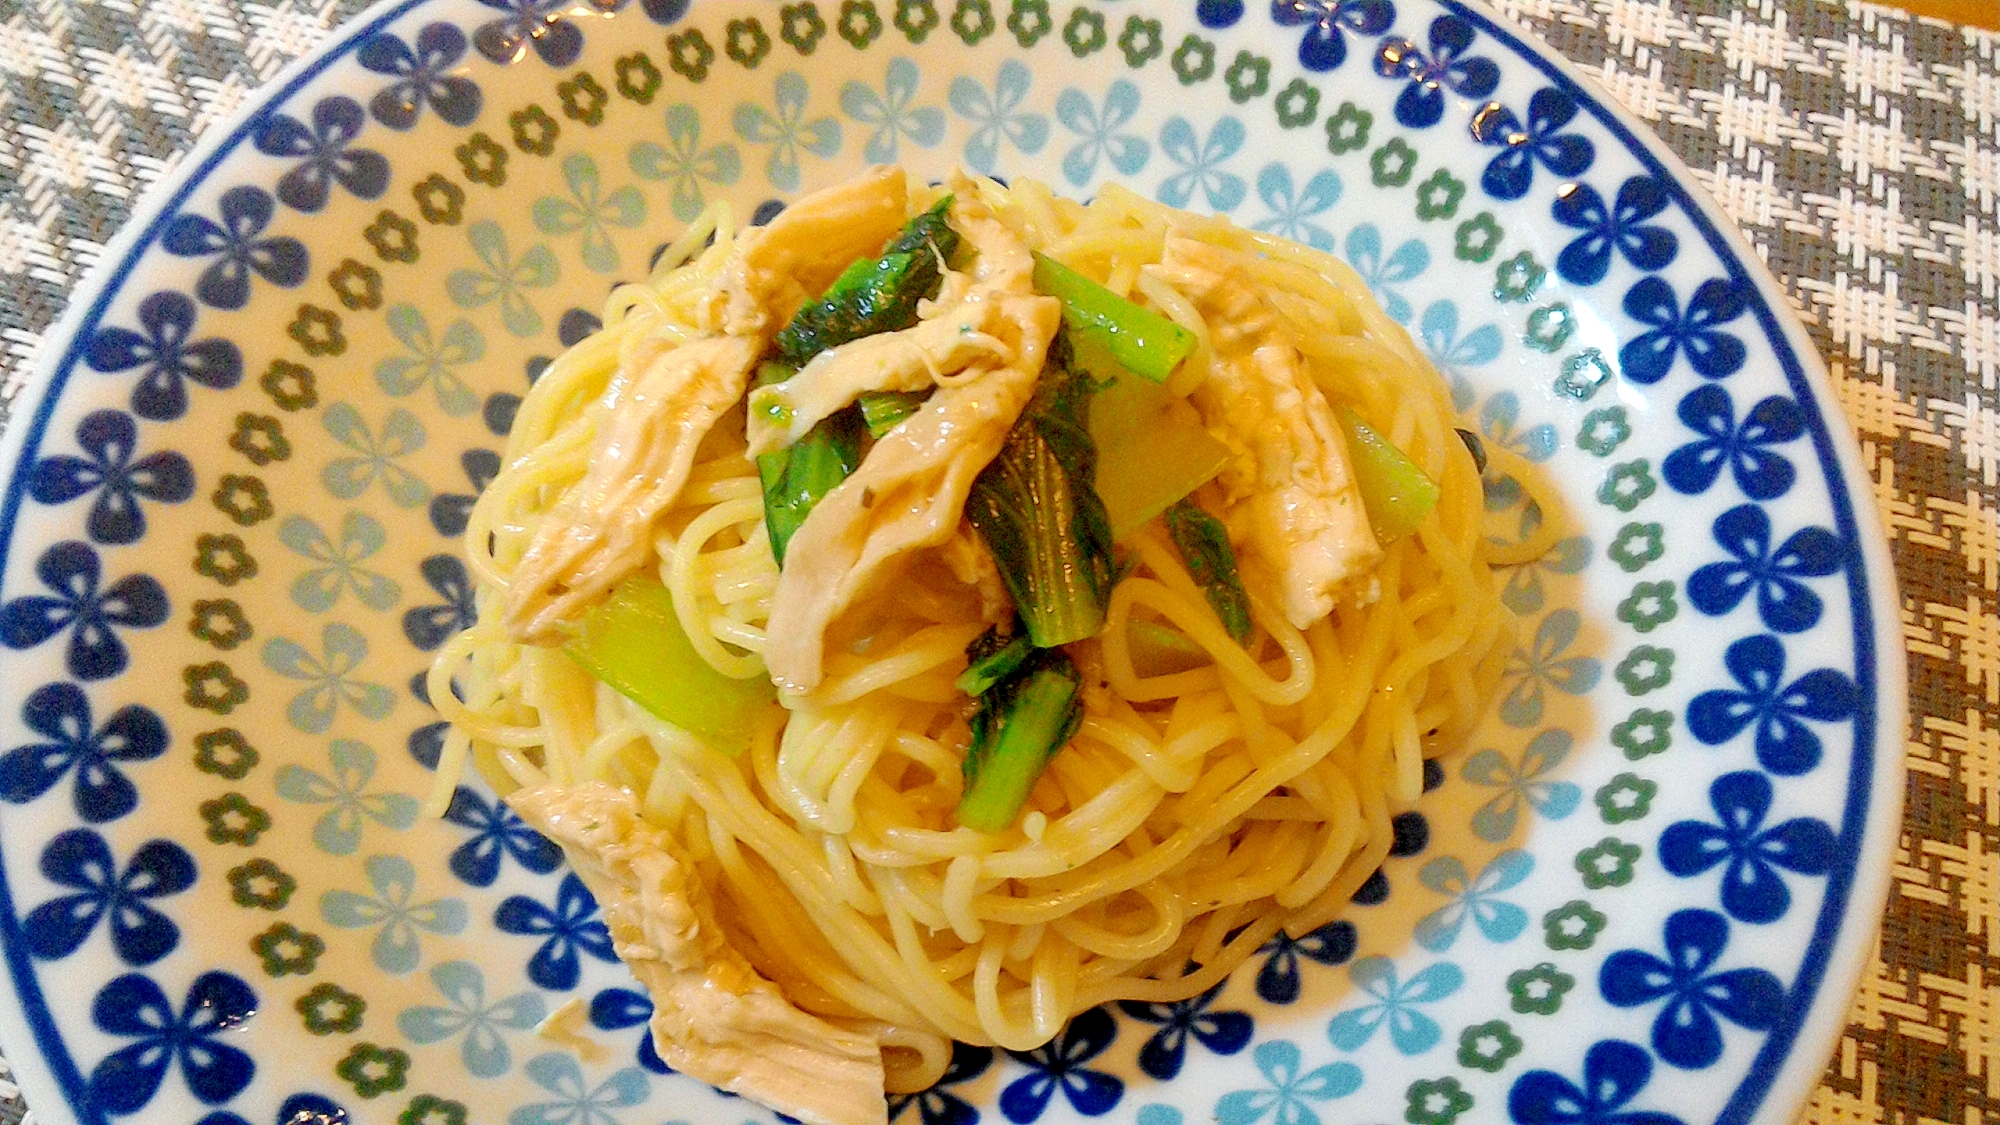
[1031, 252, 1195, 385]
[1162, 497, 1253, 642]
[956, 646, 1085, 833]
[1336, 407, 1441, 542]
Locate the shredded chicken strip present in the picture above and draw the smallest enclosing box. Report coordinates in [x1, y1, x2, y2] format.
[762, 189, 1060, 693]
[510, 782, 887, 1125]
[1151, 236, 1381, 628]
[501, 169, 915, 644]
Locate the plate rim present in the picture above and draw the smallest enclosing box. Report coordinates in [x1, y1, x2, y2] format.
[0, 2, 1911, 1123]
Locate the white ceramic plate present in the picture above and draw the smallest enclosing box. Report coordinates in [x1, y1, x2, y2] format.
[0, 3, 1903, 1124]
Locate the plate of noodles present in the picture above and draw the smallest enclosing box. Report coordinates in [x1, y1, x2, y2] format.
[0, 3, 1903, 1125]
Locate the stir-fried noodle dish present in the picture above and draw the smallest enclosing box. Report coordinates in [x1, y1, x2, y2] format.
[431, 166, 1538, 1125]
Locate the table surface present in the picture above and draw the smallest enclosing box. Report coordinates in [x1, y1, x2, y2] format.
[0, 1, 1994, 1123]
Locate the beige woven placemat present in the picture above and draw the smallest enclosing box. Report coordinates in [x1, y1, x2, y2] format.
[0, 1, 1994, 1123]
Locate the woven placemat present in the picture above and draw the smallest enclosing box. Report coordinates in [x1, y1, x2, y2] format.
[0, 1, 1995, 1124]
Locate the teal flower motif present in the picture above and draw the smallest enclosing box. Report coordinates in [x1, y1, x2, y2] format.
[1345, 223, 1429, 323]
[1158, 116, 1246, 211]
[397, 960, 547, 1078]
[509, 1052, 649, 1125]
[1494, 504, 1589, 615]
[630, 104, 743, 222]
[262, 622, 396, 734]
[531, 154, 647, 275]
[1215, 1040, 1360, 1125]
[279, 511, 401, 612]
[948, 60, 1049, 173]
[1419, 300, 1502, 410]
[375, 304, 482, 416]
[321, 854, 467, 974]
[1462, 728, 1582, 842]
[1499, 609, 1601, 727]
[1252, 164, 1341, 252]
[841, 57, 945, 163]
[446, 220, 560, 337]
[1413, 850, 1533, 951]
[1480, 392, 1557, 463]
[322, 403, 429, 509]
[1056, 79, 1148, 187]
[734, 71, 841, 191]
[274, 739, 420, 856]
[1325, 958, 1463, 1055]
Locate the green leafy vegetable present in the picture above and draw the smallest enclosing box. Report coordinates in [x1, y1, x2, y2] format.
[857, 389, 930, 438]
[1032, 253, 1195, 384]
[1087, 372, 1232, 537]
[957, 624, 1034, 696]
[965, 344, 1117, 647]
[1338, 407, 1441, 541]
[956, 647, 1084, 833]
[1125, 617, 1211, 676]
[1162, 497, 1252, 642]
[565, 574, 776, 755]
[772, 197, 960, 366]
[758, 407, 865, 564]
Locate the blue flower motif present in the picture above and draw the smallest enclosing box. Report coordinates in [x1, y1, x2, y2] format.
[86, 970, 257, 1114]
[1497, 609, 1600, 728]
[1480, 392, 1558, 463]
[1255, 919, 1356, 1003]
[279, 511, 401, 613]
[1344, 223, 1429, 324]
[474, 0, 626, 67]
[1158, 116, 1246, 211]
[255, 96, 389, 213]
[1325, 957, 1462, 1055]
[1001, 1006, 1124, 1121]
[444, 785, 563, 888]
[323, 403, 431, 508]
[321, 853, 469, 974]
[1269, 0, 1395, 72]
[1056, 80, 1149, 187]
[447, 221, 562, 337]
[842, 57, 946, 164]
[639, 0, 689, 23]
[160, 185, 309, 310]
[1660, 771, 1836, 924]
[1374, 15, 1498, 129]
[0, 682, 167, 823]
[950, 60, 1049, 174]
[432, 448, 502, 538]
[734, 72, 842, 192]
[262, 621, 397, 735]
[1687, 634, 1857, 776]
[1470, 88, 1595, 202]
[31, 410, 194, 545]
[84, 290, 243, 421]
[398, 960, 547, 1078]
[1688, 504, 1843, 634]
[404, 555, 477, 653]
[1198, 0, 1244, 26]
[1599, 909, 1785, 1068]
[1119, 978, 1253, 1080]
[196, 1094, 349, 1125]
[358, 22, 483, 129]
[275, 739, 420, 855]
[23, 828, 193, 965]
[1418, 300, 1502, 410]
[510, 1051, 649, 1125]
[1413, 850, 1533, 951]
[1495, 506, 1590, 615]
[0, 541, 169, 681]
[1252, 165, 1342, 251]
[1661, 385, 1806, 499]
[1215, 1039, 1360, 1125]
[587, 988, 672, 1074]
[1619, 275, 1749, 384]
[630, 104, 744, 222]
[1462, 728, 1583, 842]
[533, 154, 649, 274]
[376, 304, 484, 416]
[497, 872, 617, 991]
[1509, 1039, 1686, 1125]
[1552, 176, 1677, 286]
[889, 1040, 992, 1125]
